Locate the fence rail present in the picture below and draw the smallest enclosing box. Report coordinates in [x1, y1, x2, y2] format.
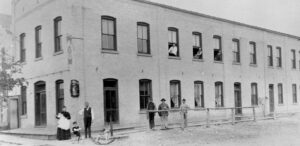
[147, 106, 263, 128]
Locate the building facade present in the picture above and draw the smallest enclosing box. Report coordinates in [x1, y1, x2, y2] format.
[12, 0, 300, 130]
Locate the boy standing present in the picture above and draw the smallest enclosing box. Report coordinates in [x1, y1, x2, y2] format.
[180, 99, 190, 130]
[158, 98, 169, 129]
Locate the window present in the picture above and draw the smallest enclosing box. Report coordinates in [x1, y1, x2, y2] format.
[291, 49, 296, 69]
[56, 80, 64, 114]
[35, 26, 42, 58]
[194, 81, 204, 107]
[193, 32, 202, 59]
[292, 84, 297, 104]
[170, 80, 181, 108]
[251, 83, 258, 106]
[232, 39, 240, 63]
[249, 42, 256, 64]
[267, 45, 273, 66]
[54, 16, 62, 53]
[215, 82, 224, 107]
[101, 16, 116, 50]
[21, 86, 27, 115]
[276, 47, 282, 67]
[213, 35, 222, 61]
[139, 79, 152, 110]
[278, 83, 283, 104]
[137, 22, 150, 54]
[168, 27, 179, 57]
[19, 33, 26, 62]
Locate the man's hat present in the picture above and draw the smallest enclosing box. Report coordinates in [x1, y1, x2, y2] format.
[161, 98, 166, 101]
[182, 98, 186, 101]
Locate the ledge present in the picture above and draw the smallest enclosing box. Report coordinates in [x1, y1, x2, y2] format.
[53, 50, 63, 56]
[193, 58, 204, 62]
[214, 61, 223, 64]
[34, 57, 43, 62]
[139, 110, 147, 114]
[168, 56, 181, 60]
[232, 62, 241, 65]
[101, 50, 119, 54]
[137, 53, 152, 57]
[278, 104, 285, 106]
[249, 63, 257, 67]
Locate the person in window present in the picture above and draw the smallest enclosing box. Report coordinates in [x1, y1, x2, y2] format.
[56, 106, 71, 140]
[147, 98, 156, 130]
[168, 43, 178, 56]
[180, 99, 190, 130]
[158, 98, 169, 130]
[79, 102, 94, 138]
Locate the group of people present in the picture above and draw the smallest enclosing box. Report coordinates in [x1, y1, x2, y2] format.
[147, 98, 190, 130]
[56, 101, 94, 141]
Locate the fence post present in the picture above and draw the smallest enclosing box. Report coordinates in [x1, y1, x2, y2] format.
[206, 108, 210, 128]
[231, 108, 235, 125]
[252, 107, 256, 122]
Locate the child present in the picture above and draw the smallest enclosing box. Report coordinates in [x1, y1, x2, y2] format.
[180, 99, 190, 130]
[72, 121, 81, 143]
[93, 127, 114, 144]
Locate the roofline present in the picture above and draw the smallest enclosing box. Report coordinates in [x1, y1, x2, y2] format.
[132, 0, 300, 40]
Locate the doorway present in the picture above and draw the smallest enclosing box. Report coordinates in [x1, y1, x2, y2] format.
[9, 98, 19, 129]
[103, 79, 119, 124]
[35, 81, 47, 127]
[234, 83, 242, 115]
[269, 84, 275, 113]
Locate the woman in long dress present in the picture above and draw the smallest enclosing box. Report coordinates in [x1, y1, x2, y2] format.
[56, 106, 71, 140]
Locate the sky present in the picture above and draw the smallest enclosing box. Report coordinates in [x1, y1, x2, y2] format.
[0, 0, 299, 36]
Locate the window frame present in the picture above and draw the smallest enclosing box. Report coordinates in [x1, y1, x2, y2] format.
[194, 81, 204, 108]
[101, 16, 117, 51]
[139, 79, 152, 110]
[54, 16, 62, 53]
[232, 38, 240, 63]
[251, 83, 258, 106]
[168, 27, 179, 57]
[35, 25, 42, 58]
[267, 45, 273, 66]
[56, 80, 64, 114]
[21, 86, 27, 115]
[292, 84, 297, 104]
[192, 32, 203, 60]
[278, 83, 283, 104]
[249, 42, 256, 65]
[291, 49, 296, 69]
[19, 33, 26, 62]
[137, 22, 150, 54]
[215, 81, 224, 107]
[276, 47, 282, 67]
[213, 35, 222, 62]
[170, 80, 181, 108]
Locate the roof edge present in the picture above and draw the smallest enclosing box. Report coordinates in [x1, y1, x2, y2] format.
[132, 0, 300, 40]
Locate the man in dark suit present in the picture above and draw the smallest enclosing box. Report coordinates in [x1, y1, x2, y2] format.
[79, 102, 94, 138]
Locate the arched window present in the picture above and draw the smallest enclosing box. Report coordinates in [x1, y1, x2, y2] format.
[101, 16, 117, 51]
[168, 27, 179, 57]
[137, 22, 150, 54]
[170, 80, 181, 108]
[194, 81, 204, 107]
[251, 83, 258, 106]
[56, 80, 64, 114]
[192, 32, 202, 59]
[139, 79, 152, 110]
[278, 83, 283, 104]
[215, 81, 223, 107]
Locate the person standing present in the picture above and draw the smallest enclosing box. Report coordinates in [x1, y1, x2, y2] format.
[158, 98, 169, 130]
[147, 98, 156, 130]
[79, 102, 94, 138]
[56, 106, 71, 140]
[180, 99, 190, 130]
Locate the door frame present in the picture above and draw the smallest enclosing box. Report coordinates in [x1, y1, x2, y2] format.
[9, 97, 19, 129]
[34, 81, 47, 127]
[234, 83, 242, 115]
[103, 79, 119, 124]
[269, 84, 275, 113]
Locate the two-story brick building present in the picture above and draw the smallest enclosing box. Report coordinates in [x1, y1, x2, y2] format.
[12, 0, 300, 130]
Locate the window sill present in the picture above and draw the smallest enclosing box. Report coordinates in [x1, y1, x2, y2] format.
[20, 115, 27, 119]
[268, 66, 274, 69]
[232, 62, 241, 65]
[101, 50, 119, 54]
[53, 50, 63, 56]
[291, 68, 297, 70]
[293, 103, 298, 105]
[249, 64, 257, 67]
[276, 66, 283, 69]
[193, 58, 204, 62]
[168, 56, 181, 60]
[35, 57, 43, 61]
[214, 61, 223, 64]
[137, 53, 152, 57]
[139, 110, 147, 114]
[278, 104, 284, 106]
[194, 107, 206, 110]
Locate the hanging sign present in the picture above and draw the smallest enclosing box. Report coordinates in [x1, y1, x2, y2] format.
[70, 80, 80, 97]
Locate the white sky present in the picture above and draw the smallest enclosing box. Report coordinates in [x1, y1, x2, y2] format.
[0, 0, 299, 36]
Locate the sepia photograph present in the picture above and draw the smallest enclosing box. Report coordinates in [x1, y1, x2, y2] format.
[0, 0, 300, 145]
